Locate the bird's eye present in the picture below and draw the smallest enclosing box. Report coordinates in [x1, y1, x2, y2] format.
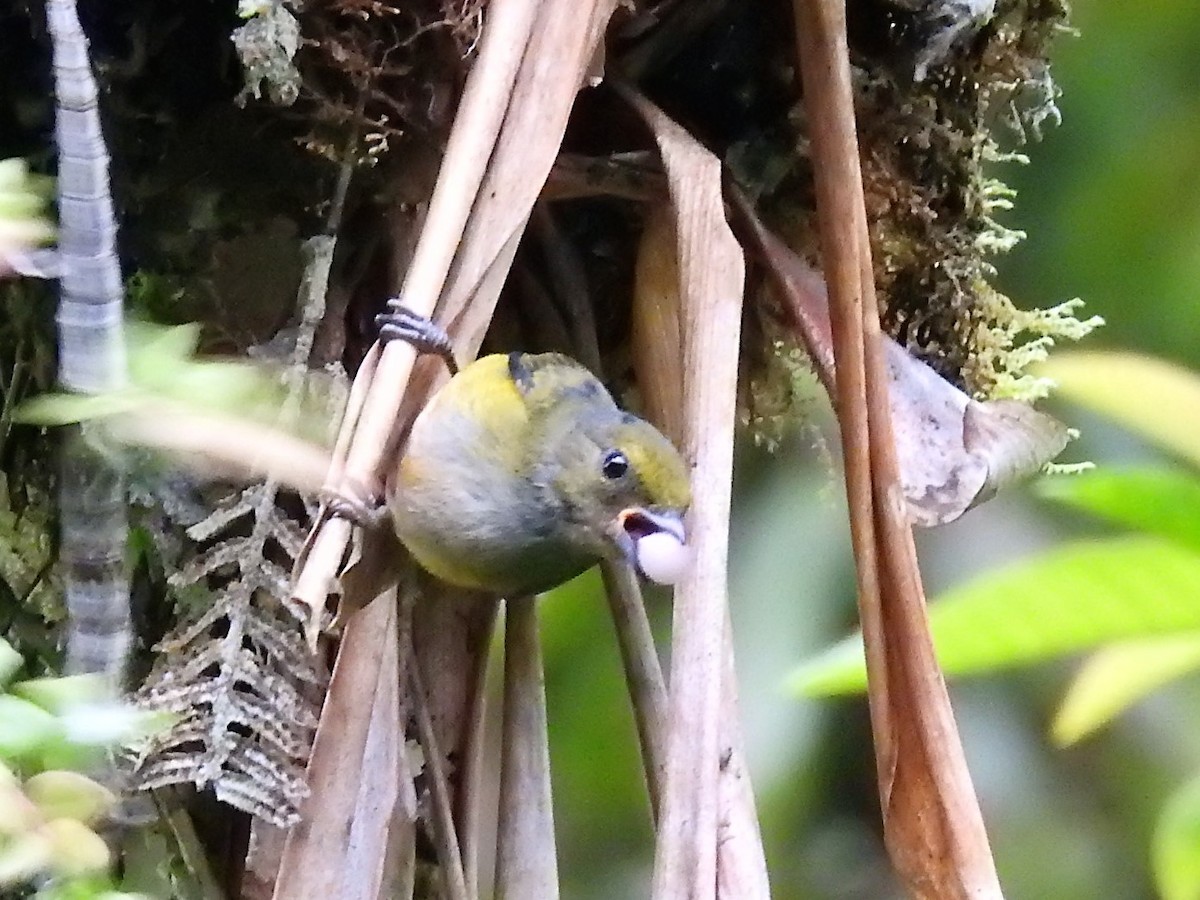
[601, 450, 629, 480]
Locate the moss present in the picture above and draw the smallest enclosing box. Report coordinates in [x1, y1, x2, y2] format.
[848, 0, 1100, 399]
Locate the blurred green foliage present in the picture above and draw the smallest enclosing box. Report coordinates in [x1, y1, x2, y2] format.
[0, 639, 163, 899]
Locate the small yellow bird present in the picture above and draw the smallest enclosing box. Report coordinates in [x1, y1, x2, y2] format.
[374, 301, 693, 596]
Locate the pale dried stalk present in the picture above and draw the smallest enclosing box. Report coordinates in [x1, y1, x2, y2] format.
[288, 3, 623, 897]
[619, 88, 756, 900]
[412, 3, 618, 892]
[273, 589, 399, 900]
[792, 1, 1002, 896]
[495, 595, 558, 899]
[434, 0, 618, 331]
[600, 560, 669, 818]
[344, 612, 406, 897]
[716, 607, 771, 899]
[284, 0, 557, 887]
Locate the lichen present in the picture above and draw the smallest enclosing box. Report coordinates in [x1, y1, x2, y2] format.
[847, 0, 1099, 400]
[740, 314, 829, 453]
[232, 0, 302, 108]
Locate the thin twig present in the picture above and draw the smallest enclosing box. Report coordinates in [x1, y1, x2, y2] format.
[600, 560, 668, 820]
[407, 634, 472, 900]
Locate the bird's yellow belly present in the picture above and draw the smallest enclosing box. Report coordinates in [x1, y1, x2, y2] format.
[390, 453, 594, 596]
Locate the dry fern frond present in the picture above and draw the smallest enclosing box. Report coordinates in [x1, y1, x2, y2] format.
[130, 480, 325, 828]
[129, 236, 342, 830]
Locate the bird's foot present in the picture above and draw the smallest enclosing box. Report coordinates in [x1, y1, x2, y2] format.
[376, 299, 459, 375]
[322, 481, 390, 530]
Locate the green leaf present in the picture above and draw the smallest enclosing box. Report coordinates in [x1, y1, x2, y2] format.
[1039, 467, 1200, 554]
[791, 536, 1200, 697]
[126, 321, 202, 386]
[1038, 351, 1200, 466]
[0, 695, 60, 758]
[125, 322, 284, 414]
[1155, 774, 1200, 900]
[25, 771, 116, 824]
[0, 639, 21, 685]
[15, 391, 141, 426]
[1052, 633, 1200, 746]
[13, 675, 108, 713]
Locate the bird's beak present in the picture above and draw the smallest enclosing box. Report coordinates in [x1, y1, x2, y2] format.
[610, 508, 690, 584]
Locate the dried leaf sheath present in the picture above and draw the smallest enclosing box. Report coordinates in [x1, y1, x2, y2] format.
[793, 0, 1003, 896]
[619, 87, 767, 900]
[495, 595, 557, 899]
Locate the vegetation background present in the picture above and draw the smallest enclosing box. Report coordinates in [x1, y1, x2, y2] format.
[538, 3, 1200, 898]
[2, 0, 1196, 897]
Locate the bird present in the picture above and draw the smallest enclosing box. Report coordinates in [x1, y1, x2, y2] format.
[370, 299, 693, 597]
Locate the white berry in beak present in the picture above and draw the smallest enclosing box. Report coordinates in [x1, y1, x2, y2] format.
[634, 530, 691, 585]
[616, 508, 690, 585]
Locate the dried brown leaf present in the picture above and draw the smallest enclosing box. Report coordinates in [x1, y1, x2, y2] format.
[792, 0, 1003, 895]
[631, 203, 686, 447]
[618, 87, 767, 900]
[732, 192, 1070, 526]
[272, 591, 400, 900]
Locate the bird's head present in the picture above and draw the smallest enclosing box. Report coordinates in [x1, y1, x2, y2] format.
[536, 407, 692, 585]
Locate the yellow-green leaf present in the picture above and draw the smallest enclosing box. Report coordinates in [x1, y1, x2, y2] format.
[1038, 467, 1200, 554]
[1052, 633, 1200, 746]
[0, 696, 60, 758]
[1155, 774, 1200, 900]
[791, 536, 1200, 697]
[1038, 351, 1200, 466]
[24, 771, 115, 824]
[42, 817, 111, 876]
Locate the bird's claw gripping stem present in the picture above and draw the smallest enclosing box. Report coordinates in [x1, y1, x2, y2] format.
[322, 482, 390, 530]
[375, 299, 460, 375]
